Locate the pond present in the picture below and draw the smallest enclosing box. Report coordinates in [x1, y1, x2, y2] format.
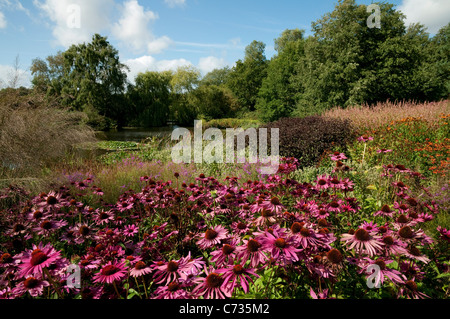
[96, 126, 178, 142]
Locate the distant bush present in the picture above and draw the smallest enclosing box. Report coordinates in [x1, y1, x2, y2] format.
[263, 116, 354, 168]
[0, 89, 96, 179]
[203, 118, 261, 129]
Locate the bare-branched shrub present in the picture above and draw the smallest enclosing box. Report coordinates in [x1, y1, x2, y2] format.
[0, 89, 96, 178]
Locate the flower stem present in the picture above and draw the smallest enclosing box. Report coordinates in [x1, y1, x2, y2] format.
[142, 276, 149, 299]
[43, 267, 64, 299]
[112, 280, 122, 299]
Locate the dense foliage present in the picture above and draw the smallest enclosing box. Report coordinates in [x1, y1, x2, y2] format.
[263, 116, 355, 168]
[19, 0, 448, 129]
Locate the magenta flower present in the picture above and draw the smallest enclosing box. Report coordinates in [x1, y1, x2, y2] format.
[377, 148, 392, 154]
[19, 243, 63, 278]
[196, 225, 229, 249]
[359, 258, 405, 287]
[310, 288, 331, 299]
[357, 135, 374, 143]
[130, 261, 152, 278]
[93, 261, 127, 284]
[259, 231, 301, 263]
[192, 267, 231, 299]
[123, 224, 139, 237]
[397, 279, 430, 299]
[32, 219, 67, 236]
[290, 224, 325, 250]
[217, 264, 259, 294]
[315, 174, 330, 190]
[152, 257, 189, 285]
[374, 204, 395, 218]
[329, 152, 347, 161]
[437, 226, 450, 243]
[13, 277, 50, 297]
[36, 191, 63, 211]
[261, 196, 285, 214]
[93, 209, 115, 225]
[236, 238, 269, 267]
[340, 228, 383, 257]
[210, 240, 238, 267]
[153, 281, 193, 299]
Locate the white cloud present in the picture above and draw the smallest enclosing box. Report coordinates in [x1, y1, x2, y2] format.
[0, 11, 6, 28]
[198, 56, 227, 74]
[123, 55, 192, 82]
[33, 0, 114, 47]
[112, 0, 172, 54]
[0, 64, 31, 88]
[164, 0, 186, 8]
[147, 35, 173, 54]
[399, 0, 450, 34]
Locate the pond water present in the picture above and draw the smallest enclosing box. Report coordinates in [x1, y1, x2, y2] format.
[96, 126, 179, 142]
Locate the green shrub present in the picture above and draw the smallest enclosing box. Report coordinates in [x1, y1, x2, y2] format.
[203, 118, 261, 129]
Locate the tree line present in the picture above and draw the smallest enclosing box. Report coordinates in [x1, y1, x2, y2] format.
[23, 0, 450, 129]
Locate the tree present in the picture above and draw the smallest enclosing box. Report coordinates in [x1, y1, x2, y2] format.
[192, 84, 238, 120]
[200, 67, 232, 87]
[170, 65, 201, 94]
[30, 51, 65, 96]
[227, 40, 268, 112]
[423, 23, 450, 100]
[127, 71, 172, 127]
[168, 65, 202, 126]
[60, 34, 129, 128]
[291, 0, 441, 117]
[256, 29, 305, 122]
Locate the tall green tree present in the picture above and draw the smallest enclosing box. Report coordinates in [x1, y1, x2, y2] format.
[292, 0, 443, 117]
[60, 34, 129, 128]
[256, 29, 305, 122]
[227, 40, 268, 112]
[424, 23, 450, 100]
[192, 84, 238, 120]
[30, 51, 65, 96]
[200, 67, 232, 87]
[127, 71, 172, 127]
[169, 65, 201, 126]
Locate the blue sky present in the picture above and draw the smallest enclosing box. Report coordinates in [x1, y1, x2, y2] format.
[0, 0, 448, 87]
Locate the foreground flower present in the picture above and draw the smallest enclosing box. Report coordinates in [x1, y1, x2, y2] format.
[192, 268, 232, 299]
[152, 258, 189, 285]
[93, 261, 127, 284]
[153, 280, 193, 299]
[437, 226, 450, 243]
[217, 264, 259, 294]
[197, 225, 229, 249]
[359, 258, 405, 287]
[341, 229, 383, 257]
[236, 238, 269, 267]
[123, 224, 139, 237]
[19, 243, 63, 278]
[260, 231, 300, 263]
[130, 261, 152, 278]
[13, 277, 50, 297]
[261, 197, 285, 214]
[398, 279, 430, 299]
